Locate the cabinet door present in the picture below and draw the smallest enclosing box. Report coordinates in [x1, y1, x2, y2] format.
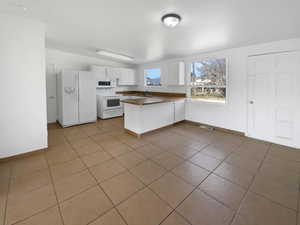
[127, 69, 136, 85]
[119, 68, 136, 85]
[174, 100, 185, 123]
[90, 66, 108, 80]
[107, 67, 121, 80]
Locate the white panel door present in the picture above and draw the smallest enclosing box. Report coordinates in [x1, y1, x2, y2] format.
[62, 71, 79, 126]
[247, 52, 300, 148]
[46, 64, 57, 123]
[78, 71, 96, 123]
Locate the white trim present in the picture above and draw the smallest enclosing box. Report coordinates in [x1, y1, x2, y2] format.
[143, 67, 162, 87]
[187, 57, 228, 104]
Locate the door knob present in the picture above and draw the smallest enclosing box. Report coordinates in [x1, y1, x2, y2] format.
[249, 101, 254, 104]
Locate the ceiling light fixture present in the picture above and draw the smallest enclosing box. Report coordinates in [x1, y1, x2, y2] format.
[96, 50, 134, 61]
[161, 13, 181, 28]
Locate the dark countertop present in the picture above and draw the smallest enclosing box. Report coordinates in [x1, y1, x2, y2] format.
[121, 97, 185, 105]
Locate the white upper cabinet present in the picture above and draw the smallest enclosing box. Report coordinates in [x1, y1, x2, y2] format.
[107, 67, 121, 80]
[167, 61, 185, 86]
[90, 65, 109, 80]
[90, 65, 136, 86]
[119, 68, 137, 85]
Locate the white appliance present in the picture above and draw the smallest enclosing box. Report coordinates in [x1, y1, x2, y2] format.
[97, 80, 114, 88]
[90, 65, 116, 88]
[97, 94, 123, 119]
[57, 70, 97, 127]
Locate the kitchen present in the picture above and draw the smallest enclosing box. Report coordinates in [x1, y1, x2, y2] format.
[1, 1, 300, 225]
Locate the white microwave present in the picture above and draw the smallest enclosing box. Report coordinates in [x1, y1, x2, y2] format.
[97, 81, 114, 88]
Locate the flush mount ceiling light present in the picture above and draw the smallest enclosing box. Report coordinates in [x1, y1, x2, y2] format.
[161, 13, 181, 28]
[96, 50, 134, 61]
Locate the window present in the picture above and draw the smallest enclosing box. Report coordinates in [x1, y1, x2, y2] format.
[190, 58, 227, 102]
[144, 68, 161, 86]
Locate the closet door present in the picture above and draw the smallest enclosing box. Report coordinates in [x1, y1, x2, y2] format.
[247, 52, 300, 148]
[78, 71, 96, 123]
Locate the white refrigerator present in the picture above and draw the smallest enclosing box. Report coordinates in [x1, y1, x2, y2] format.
[57, 70, 96, 127]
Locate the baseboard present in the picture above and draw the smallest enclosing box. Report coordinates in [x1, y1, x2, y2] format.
[184, 120, 245, 136]
[0, 147, 47, 162]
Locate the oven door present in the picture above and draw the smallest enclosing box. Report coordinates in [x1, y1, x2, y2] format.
[104, 98, 121, 110]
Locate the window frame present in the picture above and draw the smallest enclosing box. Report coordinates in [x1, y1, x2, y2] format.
[188, 57, 228, 104]
[144, 67, 162, 87]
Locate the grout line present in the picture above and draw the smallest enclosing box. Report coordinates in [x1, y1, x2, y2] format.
[64, 131, 130, 225]
[45, 120, 298, 225]
[2, 162, 12, 225]
[227, 143, 272, 225]
[44, 148, 66, 225]
[157, 142, 240, 225]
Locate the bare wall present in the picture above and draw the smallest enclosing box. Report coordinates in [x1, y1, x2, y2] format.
[0, 14, 47, 158]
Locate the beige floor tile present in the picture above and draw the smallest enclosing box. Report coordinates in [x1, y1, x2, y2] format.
[214, 162, 254, 188]
[71, 138, 103, 156]
[0, 178, 9, 225]
[48, 131, 68, 147]
[199, 174, 246, 210]
[268, 144, 300, 162]
[264, 155, 300, 174]
[103, 143, 133, 157]
[90, 159, 126, 183]
[189, 152, 222, 171]
[63, 127, 87, 141]
[50, 158, 86, 182]
[60, 186, 113, 225]
[225, 153, 261, 174]
[116, 152, 146, 169]
[177, 189, 234, 225]
[201, 144, 233, 160]
[237, 139, 270, 161]
[80, 125, 102, 136]
[161, 212, 191, 225]
[120, 137, 148, 149]
[54, 170, 96, 202]
[152, 152, 184, 170]
[117, 188, 172, 225]
[6, 185, 57, 225]
[258, 163, 300, 188]
[99, 139, 124, 149]
[91, 134, 115, 144]
[149, 173, 194, 208]
[11, 154, 48, 178]
[135, 144, 164, 158]
[9, 169, 51, 195]
[172, 161, 210, 186]
[250, 174, 299, 210]
[14, 206, 63, 225]
[101, 171, 145, 204]
[130, 160, 167, 185]
[46, 146, 78, 166]
[81, 151, 112, 167]
[0, 163, 11, 181]
[89, 209, 126, 225]
[169, 145, 200, 159]
[238, 192, 296, 225]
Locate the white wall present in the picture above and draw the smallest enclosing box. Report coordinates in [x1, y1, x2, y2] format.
[137, 38, 300, 133]
[46, 48, 137, 123]
[0, 14, 47, 158]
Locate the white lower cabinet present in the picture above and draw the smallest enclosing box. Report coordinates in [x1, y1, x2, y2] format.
[174, 100, 185, 123]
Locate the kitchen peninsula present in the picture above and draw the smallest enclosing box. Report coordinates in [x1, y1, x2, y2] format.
[119, 92, 186, 137]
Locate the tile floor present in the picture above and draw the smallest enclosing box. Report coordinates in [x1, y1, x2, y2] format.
[0, 117, 300, 225]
